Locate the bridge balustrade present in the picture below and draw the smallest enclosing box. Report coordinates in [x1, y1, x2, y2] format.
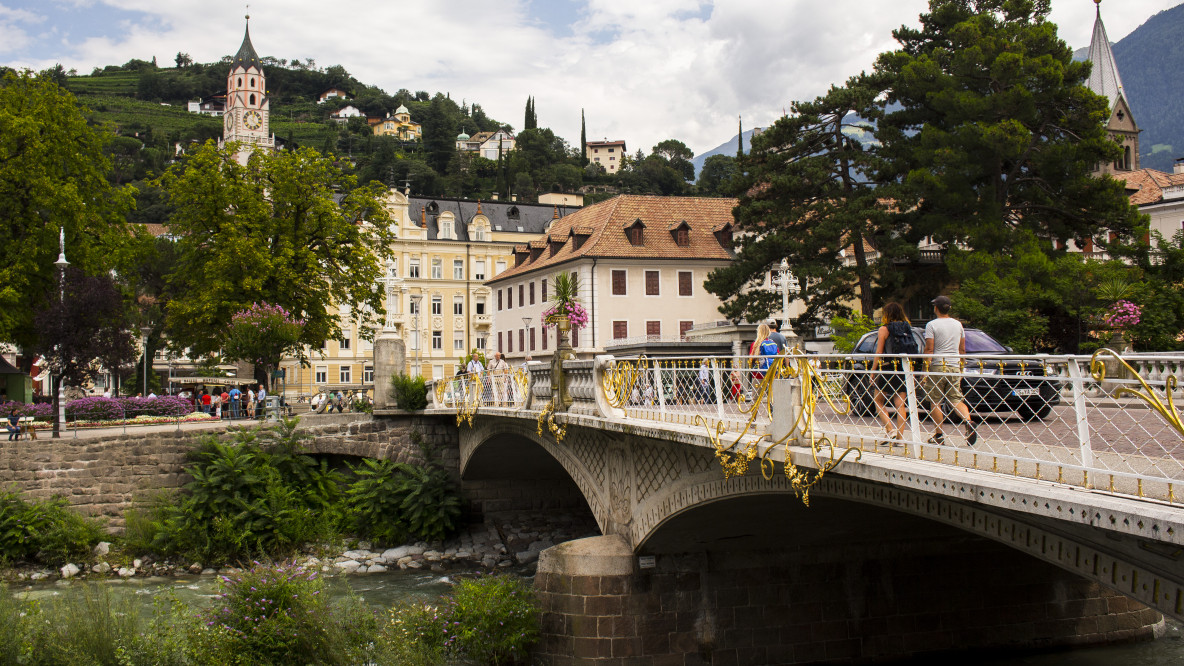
[423, 350, 1184, 505]
[596, 351, 1184, 505]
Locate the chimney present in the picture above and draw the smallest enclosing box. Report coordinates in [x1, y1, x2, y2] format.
[1175, 158, 1184, 175]
[511, 194, 518, 202]
[491, 193, 499, 201]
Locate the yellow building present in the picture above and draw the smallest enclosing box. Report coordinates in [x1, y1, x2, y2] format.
[369, 105, 422, 141]
[280, 192, 564, 396]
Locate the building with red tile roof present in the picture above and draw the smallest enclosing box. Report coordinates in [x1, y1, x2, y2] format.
[487, 194, 738, 360]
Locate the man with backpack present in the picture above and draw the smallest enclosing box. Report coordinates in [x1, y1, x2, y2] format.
[923, 296, 977, 446]
[768, 319, 789, 353]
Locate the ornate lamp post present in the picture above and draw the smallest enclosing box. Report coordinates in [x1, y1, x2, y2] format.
[52, 228, 69, 438]
[140, 325, 152, 396]
[772, 257, 801, 336]
[409, 293, 422, 377]
[378, 258, 403, 332]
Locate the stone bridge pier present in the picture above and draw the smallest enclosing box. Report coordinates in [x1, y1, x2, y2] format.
[457, 416, 1167, 665]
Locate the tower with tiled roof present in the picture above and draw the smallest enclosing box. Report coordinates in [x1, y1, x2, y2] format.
[222, 16, 274, 164]
[1086, 0, 1139, 175]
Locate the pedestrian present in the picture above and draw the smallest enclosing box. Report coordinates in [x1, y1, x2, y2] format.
[256, 384, 267, 419]
[200, 390, 211, 415]
[871, 302, 915, 442]
[488, 351, 511, 405]
[228, 385, 241, 419]
[6, 408, 19, 441]
[768, 319, 789, 353]
[334, 390, 344, 413]
[211, 391, 222, 419]
[246, 387, 256, 418]
[749, 323, 778, 385]
[923, 295, 977, 445]
[219, 389, 230, 419]
[697, 358, 713, 404]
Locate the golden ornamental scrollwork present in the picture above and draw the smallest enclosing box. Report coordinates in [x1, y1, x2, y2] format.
[511, 368, 530, 408]
[695, 353, 861, 506]
[537, 399, 567, 442]
[1091, 348, 1184, 438]
[453, 374, 479, 428]
[601, 355, 646, 409]
[434, 380, 447, 406]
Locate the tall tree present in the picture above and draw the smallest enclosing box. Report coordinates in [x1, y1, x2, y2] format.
[737, 115, 743, 158]
[652, 139, 695, 181]
[32, 268, 135, 437]
[706, 75, 902, 321]
[157, 142, 395, 379]
[580, 108, 588, 166]
[875, 0, 1143, 255]
[0, 70, 134, 359]
[696, 154, 739, 196]
[523, 96, 537, 130]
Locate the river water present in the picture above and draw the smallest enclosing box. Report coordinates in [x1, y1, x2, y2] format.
[9, 572, 1183, 663]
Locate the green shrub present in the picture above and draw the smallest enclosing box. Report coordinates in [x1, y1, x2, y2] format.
[0, 585, 29, 662]
[189, 561, 363, 665]
[141, 421, 343, 563]
[346, 435, 462, 545]
[829, 313, 877, 353]
[445, 574, 540, 665]
[390, 373, 428, 410]
[377, 602, 448, 665]
[0, 489, 105, 565]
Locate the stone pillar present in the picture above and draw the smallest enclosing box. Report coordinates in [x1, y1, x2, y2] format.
[372, 333, 406, 410]
[535, 535, 641, 664]
[769, 377, 802, 443]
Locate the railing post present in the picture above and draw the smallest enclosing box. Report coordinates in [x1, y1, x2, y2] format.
[712, 359, 725, 420]
[1067, 358, 1094, 478]
[654, 362, 667, 420]
[903, 356, 923, 453]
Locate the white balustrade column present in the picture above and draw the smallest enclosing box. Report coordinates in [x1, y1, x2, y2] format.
[654, 363, 667, 420]
[903, 357, 923, 453]
[712, 359, 725, 420]
[1067, 358, 1094, 477]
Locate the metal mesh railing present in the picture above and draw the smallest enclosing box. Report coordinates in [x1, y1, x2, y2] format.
[600, 352, 1184, 504]
[435, 369, 530, 413]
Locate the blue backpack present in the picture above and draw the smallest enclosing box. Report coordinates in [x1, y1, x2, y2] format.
[757, 338, 779, 371]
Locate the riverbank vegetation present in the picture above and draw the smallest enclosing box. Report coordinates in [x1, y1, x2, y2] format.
[123, 418, 463, 565]
[0, 562, 539, 665]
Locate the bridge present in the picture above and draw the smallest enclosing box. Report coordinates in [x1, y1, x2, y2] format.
[398, 348, 1184, 664]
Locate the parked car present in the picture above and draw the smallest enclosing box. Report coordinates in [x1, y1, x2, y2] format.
[842, 327, 1060, 421]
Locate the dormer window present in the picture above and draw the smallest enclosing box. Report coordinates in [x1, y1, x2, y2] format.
[670, 221, 692, 247]
[507, 206, 520, 221]
[626, 219, 646, 246]
[440, 219, 453, 239]
[427, 201, 439, 214]
[714, 223, 734, 250]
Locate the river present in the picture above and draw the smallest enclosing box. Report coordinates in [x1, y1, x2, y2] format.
[9, 572, 1183, 663]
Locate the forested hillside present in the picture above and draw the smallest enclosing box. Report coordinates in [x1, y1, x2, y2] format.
[1113, 2, 1184, 172]
[21, 54, 724, 226]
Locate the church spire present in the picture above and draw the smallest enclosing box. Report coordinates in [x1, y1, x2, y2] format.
[1085, 0, 1125, 110]
[233, 15, 263, 71]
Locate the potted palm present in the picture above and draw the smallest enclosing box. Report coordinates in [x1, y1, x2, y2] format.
[541, 272, 589, 352]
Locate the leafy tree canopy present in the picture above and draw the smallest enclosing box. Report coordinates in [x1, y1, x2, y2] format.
[0, 70, 135, 353]
[157, 142, 395, 365]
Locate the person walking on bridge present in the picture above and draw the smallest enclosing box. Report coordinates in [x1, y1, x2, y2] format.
[923, 296, 977, 446]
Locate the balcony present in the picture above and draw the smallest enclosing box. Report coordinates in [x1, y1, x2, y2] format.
[473, 314, 492, 328]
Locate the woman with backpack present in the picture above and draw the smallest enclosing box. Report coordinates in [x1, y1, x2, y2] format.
[749, 323, 780, 386]
[871, 302, 918, 442]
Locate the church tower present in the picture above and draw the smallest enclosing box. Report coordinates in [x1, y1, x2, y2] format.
[222, 16, 274, 164]
[1086, 0, 1139, 175]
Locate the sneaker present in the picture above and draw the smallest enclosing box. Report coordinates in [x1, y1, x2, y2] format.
[965, 423, 978, 446]
[928, 431, 945, 445]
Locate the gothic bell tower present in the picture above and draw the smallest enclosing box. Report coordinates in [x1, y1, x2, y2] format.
[222, 15, 274, 164]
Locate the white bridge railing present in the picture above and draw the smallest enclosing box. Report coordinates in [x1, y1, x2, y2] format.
[428, 351, 1184, 505]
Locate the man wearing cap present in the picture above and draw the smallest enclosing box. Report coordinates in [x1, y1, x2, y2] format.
[768, 319, 789, 353]
[923, 296, 977, 445]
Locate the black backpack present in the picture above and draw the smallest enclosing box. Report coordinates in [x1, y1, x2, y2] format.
[885, 322, 919, 356]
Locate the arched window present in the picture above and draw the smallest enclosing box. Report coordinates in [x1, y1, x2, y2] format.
[249, 93, 256, 105]
[250, 77, 255, 88]
[237, 77, 243, 88]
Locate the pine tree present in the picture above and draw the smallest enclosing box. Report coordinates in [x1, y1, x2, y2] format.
[524, 96, 538, 131]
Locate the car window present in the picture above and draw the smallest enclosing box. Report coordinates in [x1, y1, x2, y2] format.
[965, 329, 1008, 353]
[855, 333, 877, 353]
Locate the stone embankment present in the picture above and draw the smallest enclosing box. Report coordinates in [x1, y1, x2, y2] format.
[9, 510, 600, 584]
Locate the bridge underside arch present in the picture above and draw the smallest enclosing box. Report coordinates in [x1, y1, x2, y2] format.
[637, 470, 1184, 622]
[459, 420, 602, 525]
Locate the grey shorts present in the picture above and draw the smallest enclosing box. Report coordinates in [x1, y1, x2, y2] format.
[924, 364, 964, 406]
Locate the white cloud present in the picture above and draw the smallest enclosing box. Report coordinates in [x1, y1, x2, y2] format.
[5, 0, 1180, 155]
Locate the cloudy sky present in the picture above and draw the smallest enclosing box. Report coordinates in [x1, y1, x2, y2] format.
[2, 0, 1178, 155]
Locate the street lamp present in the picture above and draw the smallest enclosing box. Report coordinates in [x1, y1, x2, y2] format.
[52, 227, 69, 439]
[772, 257, 801, 336]
[409, 293, 422, 377]
[522, 317, 532, 356]
[140, 326, 152, 396]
